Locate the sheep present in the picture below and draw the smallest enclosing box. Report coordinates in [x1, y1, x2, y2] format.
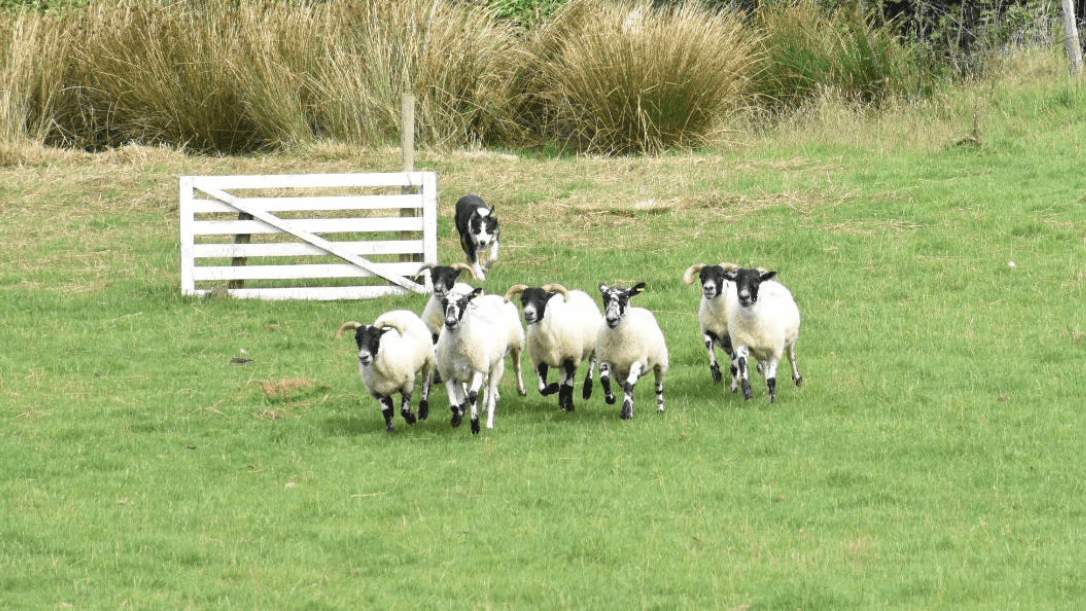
[454, 194, 501, 281]
[435, 288, 526, 434]
[336, 310, 435, 433]
[596, 282, 669, 420]
[719, 266, 803, 403]
[504, 283, 603, 412]
[418, 262, 481, 344]
[683, 262, 741, 392]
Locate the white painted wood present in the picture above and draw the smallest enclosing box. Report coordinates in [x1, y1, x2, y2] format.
[179, 172, 438, 300]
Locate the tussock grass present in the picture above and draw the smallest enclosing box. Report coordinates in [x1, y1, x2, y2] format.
[754, 0, 919, 113]
[1, 0, 944, 155]
[523, 0, 760, 153]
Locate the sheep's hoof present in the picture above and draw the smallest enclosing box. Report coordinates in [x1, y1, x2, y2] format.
[794, 374, 804, 387]
[605, 394, 616, 405]
[385, 424, 395, 433]
[403, 411, 417, 425]
[711, 366, 722, 383]
[620, 403, 634, 420]
[541, 383, 559, 396]
[418, 401, 429, 421]
[450, 411, 463, 428]
[470, 418, 481, 434]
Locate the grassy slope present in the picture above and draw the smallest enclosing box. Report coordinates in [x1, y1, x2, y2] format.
[1, 58, 1085, 609]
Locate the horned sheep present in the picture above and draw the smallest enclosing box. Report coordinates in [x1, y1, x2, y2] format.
[683, 262, 741, 392]
[504, 283, 603, 412]
[336, 310, 435, 433]
[720, 267, 803, 403]
[435, 288, 526, 434]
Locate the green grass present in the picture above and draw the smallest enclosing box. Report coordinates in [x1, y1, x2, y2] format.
[2, 56, 1086, 609]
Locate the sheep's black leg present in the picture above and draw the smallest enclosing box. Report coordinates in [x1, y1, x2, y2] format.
[537, 363, 559, 396]
[400, 392, 417, 425]
[737, 355, 753, 400]
[704, 332, 722, 383]
[559, 360, 576, 412]
[451, 403, 466, 428]
[654, 368, 665, 413]
[376, 394, 396, 432]
[767, 377, 777, 404]
[599, 362, 615, 405]
[582, 359, 595, 400]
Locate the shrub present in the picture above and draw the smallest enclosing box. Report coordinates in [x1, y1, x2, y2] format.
[521, 0, 760, 154]
[753, 0, 919, 113]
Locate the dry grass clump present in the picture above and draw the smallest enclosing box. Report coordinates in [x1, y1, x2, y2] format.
[754, 0, 918, 113]
[522, 0, 760, 154]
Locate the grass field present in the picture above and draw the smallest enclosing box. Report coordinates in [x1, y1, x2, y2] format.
[2, 53, 1085, 609]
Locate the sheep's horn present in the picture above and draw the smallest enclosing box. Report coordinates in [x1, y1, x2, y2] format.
[542, 283, 570, 300]
[336, 321, 363, 339]
[375, 318, 408, 336]
[683, 263, 706, 285]
[450, 261, 482, 282]
[504, 284, 529, 301]
[719, 262, 740, 272]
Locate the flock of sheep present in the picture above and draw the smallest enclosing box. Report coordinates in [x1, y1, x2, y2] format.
[337, 195, 804, 434]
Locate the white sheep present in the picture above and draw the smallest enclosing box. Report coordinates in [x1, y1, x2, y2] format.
[435, 288, 526, 434]
[418, 262, 481, 344]
[596, 282, 669, 420]
[720, 266, 803, 403]
[504, 283, 603, 412]
[336, 310, 435, 433]
[683, 262, 741, 392]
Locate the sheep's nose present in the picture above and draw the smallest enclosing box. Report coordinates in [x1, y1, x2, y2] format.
[605, 317, 619, 329]
[359, 355, 372, 365]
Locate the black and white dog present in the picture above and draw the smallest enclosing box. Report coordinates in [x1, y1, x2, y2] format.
[454, 194, 501, 281]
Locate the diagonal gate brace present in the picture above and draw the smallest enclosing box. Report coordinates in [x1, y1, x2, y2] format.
[197, 185, 427, 294]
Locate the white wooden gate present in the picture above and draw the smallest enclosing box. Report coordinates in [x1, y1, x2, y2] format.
[180, 172, 438, 300]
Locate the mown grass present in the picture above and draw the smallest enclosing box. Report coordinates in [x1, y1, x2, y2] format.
[1, 51, 1085, 609]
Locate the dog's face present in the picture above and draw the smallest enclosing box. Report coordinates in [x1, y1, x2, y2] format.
[469, 209, 499, 248]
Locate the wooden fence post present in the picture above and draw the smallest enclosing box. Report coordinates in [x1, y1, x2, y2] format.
[1061, 0, 1082, 76]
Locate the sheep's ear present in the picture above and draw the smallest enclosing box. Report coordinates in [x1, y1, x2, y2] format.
[721, 269, 738, 282]
[470, 287, 485, 298]
[630, 282, 646, 296]
[759, 270, 778, 282]
[598, 283, 609, 294]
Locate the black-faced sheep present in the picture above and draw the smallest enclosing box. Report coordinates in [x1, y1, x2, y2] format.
[596, 282, 669, 420]
[720, 267, 803, 403]
[504, 283, 603, 412]
[435, 288, 526, 434]
[418, 262, 481, 344]
[454, 194, 501, 281]
[683, 262, 741, 392]
[336, 310, 435, 433]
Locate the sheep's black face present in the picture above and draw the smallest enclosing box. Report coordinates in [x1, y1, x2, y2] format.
[519, 287, 553, 325]
[443, 289, 482, 331]
[599, 282, 645, 329]
[355, 326, 390, 366]
[429, 266, 461, 298]
[469, 210, 499, 248]
[700, 266, 727, 300]
[730, 268, 777, 308]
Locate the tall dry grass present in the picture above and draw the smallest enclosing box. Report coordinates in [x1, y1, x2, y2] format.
[522, 0, 760, 154]
[0, 0, 943, 156]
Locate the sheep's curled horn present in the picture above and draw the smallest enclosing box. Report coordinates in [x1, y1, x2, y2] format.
[336, 321, 363, 339]
[503, 284, 529, 301]
[683, 262, 741, 286]
[375, 318, 409, 336]
[417, 261, 482, 282]
[541, 283, 571, 300]
[682, 263, 706, 285]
